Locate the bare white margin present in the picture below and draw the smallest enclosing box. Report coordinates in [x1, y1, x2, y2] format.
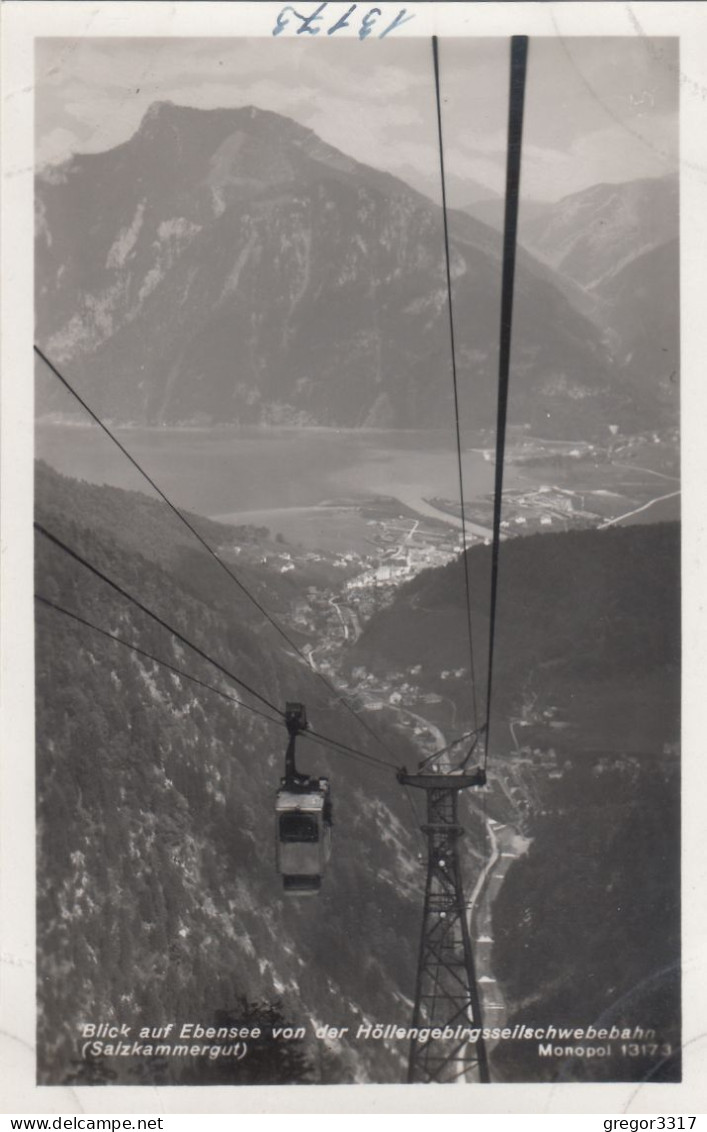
[1, 0, 706, 1117]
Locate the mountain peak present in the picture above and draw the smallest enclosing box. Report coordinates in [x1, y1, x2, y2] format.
[141, 98, 177, 120]
[136, 99, 306, 137]
[137, 99, 192, 133]
[130, 99, 391, 195]
[37, 97, 674, 438]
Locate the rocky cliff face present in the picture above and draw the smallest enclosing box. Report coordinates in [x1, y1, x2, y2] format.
[520, 177, 679, 411]
[521, 177, 677, 292]
[35, 100, 664, 438]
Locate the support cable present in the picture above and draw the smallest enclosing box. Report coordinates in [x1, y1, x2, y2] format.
[418, 728, 481, 772]
[304, 729, 403, 774]
[401, 781, 426, 849]
[34, 343, 400, 767]
[484, 36, 528, 766]
[35, 590, 395, 774]
[36, 519, 284, 718]
[35, 593, 283, 727]
[432, 36, 480, 738]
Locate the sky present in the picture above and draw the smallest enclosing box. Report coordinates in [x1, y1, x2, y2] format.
[35, 35, 678, 203]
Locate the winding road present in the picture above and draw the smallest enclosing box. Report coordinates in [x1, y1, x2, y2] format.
[599, 489, 680, 528]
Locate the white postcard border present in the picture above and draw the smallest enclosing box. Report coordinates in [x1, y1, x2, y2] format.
[2, 0, 706, 1115]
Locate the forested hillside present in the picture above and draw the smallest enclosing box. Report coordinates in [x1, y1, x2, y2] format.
[352, 523, 680, 754]
[35, 463, 422, 1085]
[34, 463, 681, 1085]
[353, 518, 680, 1082]
[491, 751, 680, 1083]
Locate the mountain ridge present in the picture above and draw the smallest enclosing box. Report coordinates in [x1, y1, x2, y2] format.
[35, 100, 673, 439]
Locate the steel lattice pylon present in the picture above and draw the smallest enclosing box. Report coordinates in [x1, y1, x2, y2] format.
[400, 771, 490, 1084]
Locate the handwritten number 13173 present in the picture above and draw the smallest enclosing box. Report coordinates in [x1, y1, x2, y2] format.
[273, 3, 415, 39]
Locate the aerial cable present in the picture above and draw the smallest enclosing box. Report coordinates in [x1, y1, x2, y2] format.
[304, 730, 426, 849]
[35, 593, 284, 727]
[400, 781, 426, 850]
[35, 520, 284, 718]
[484, 36, 528, 765]
[304, 728, 402, 774]
[35, 589, 396, 775]
[432, 35, 480, 739]
[418, 726, 483, 773]
[34, 344, 399, 767]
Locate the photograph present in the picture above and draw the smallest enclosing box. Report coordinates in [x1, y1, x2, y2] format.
[2, 1, 695, 1107]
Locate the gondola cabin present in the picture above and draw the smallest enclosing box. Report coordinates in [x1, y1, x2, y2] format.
[276, 777, 332, 895]
[275, 702, 333, 895]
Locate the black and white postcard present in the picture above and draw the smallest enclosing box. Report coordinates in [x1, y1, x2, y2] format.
[2, 0, 706, 1115]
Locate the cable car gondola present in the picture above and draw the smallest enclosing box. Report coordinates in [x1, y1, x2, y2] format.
[276, 703, 332, 896]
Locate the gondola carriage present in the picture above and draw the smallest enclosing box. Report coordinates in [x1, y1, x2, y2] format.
[276, 703, 332, 895]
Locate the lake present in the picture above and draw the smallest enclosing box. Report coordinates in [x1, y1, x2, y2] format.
[35, 423, 505, 550]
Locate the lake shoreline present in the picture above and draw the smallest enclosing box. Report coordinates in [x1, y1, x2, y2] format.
[35, 423, 500, 529]
[37, 417, 475, 442]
